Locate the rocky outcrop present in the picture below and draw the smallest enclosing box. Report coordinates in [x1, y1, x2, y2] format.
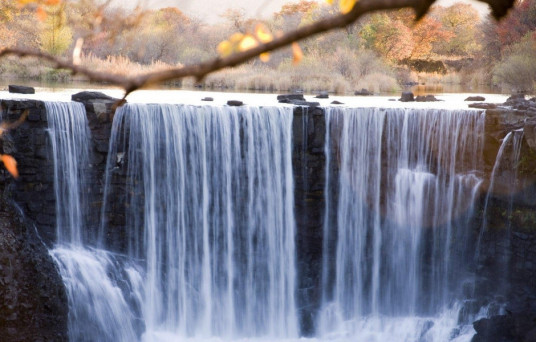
[0, 198, 68, 342]
[292, 105, 327, 336]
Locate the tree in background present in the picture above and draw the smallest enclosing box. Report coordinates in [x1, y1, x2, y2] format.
[39, 3, 72, 56]
[434, 3, 481, 57]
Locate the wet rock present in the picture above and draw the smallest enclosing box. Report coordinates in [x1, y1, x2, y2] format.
[399, 91, 415, 102]
[465, 96, 486, 101]
[201, 97, 214, 101]
[524, 118, 536, 151]
[0, 198, 68, 341]
[278, 94, 306, 103]
[8, 85, 35, 94]
[472, 313, 536, 342]
[354, 88, 373, 96]
[72, 91, 117, 102]
[330, 101, 344, 105]
[315, 92, 329, 99]
[227, 100, 243, 106]
[415, 95, 440, 102]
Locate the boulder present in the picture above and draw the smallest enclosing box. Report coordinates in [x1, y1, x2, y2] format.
[465, 96, 486, 101]
[201, 97, 214, 101]
[354, 88, 373, 96]
[315, 92, 329, 99]
[415, 95, 440, 102]
[277, 94, 306, 103]
[72, 91, 118, 102]
[330, 100, 344, 105]
[227, 100, 243, 106]
[399, 92, 415, 102]
[0, 198, 68, 341]
[8, 85, 35, 94]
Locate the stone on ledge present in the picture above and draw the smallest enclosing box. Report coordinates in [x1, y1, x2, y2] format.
[8, 85, 35, 94]
[227, 100, 243, 106]
[399, 91, 415, 102]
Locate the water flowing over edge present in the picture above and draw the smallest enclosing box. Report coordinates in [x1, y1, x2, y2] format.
[49, 102, 299, 341]
[319, 107, 489, 341]
[41, 102, 524, 342]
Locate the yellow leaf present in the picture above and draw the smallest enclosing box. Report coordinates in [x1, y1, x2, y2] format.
[1, 155, 19, 179]
[229, 32, 245, 44]
[292, 42, 303, 65]
[325, 0, 334, 4]
[255, 24, 273, 43]
[260, 52, 270, 62]
[36, 6, 47, 21]
[217, 40, 233, 57]
[339, 0, 357, 14]
[238, 34, 258, 51]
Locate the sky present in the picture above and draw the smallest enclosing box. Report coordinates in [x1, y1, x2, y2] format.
[127, 0, 490, 23]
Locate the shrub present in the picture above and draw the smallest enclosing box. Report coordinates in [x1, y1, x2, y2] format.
[493, 34, 536, 92]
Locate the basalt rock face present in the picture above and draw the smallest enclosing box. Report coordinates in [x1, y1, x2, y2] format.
[0, 198, 68, 342]
[471, 97, 536, 342]
[292, 105, 328, 336]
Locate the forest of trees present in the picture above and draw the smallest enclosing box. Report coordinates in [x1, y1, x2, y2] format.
[0, 0, 534, 93]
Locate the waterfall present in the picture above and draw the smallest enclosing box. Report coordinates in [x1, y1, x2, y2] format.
[100, 103, 298, 340]
[43, 100, 503, 341]
[476, 129, 524, 298]
[320, 107, 486, 341]
[45, 102, 91, 245]
[46, 102, 143, 342]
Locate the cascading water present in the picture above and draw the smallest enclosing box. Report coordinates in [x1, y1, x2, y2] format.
[99, 103, 297, 341]
[320, 107, 487, 341]
[45, 102, 91, 245]
[476, 129, 524, 297]
[46, 102, 143, 342]
[43, 100, 506, 342]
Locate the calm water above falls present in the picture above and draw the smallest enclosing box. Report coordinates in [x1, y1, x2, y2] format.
[40, 99, 508, 342]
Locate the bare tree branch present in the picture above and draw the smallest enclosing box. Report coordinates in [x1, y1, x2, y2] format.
[0, 0, 515, 97]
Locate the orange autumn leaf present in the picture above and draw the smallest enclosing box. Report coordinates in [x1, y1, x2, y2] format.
[36, 6, 47, 21]
[44, 0, 61, 5]
[1, 155, 19, 179]
[292, 42, 303, 65]
[259, 52, 270, 62]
